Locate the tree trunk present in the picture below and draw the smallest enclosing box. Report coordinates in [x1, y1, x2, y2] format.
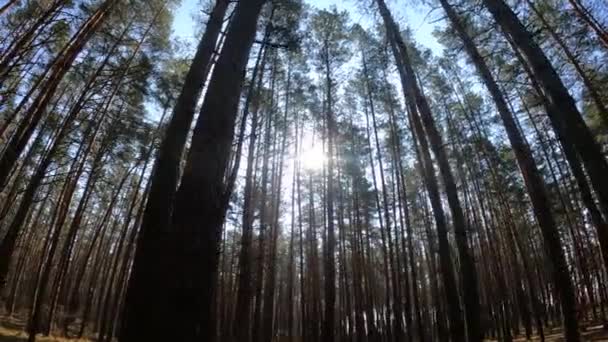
[526, 0, 608, 129]
[375, 1, 481, 340]
[483, 0, 608, 249]
[120, 0, 266, 340]
[566, 0, 608, 49]
[0, 0, 64, 89]
[0, 0, 18, 15]
[0, 0, 118, 190]
[233, 24, 270, 342]
[119, 0, 231, 338]
[441, 1, 580, 341]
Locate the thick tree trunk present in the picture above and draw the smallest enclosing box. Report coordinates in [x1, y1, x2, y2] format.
[97, 105, 167, 342]
[119, 0, 230, 339]
[120, 0, 266, 340]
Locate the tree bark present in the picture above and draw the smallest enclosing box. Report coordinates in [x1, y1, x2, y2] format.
[483, 0, 608, 246]
[375, 1, 481, 340]
[0, 0, 18, 15]
[0, 0, 118, 190]
[566, 0, 608, 49]
[120, 0, 266, 340]
[441, 1, 580, 341]
[120, 0, 231, 339]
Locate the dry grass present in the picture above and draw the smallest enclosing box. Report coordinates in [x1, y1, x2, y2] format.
[0, 316, 90, 342]
[0, 326, 90, 342]
[485, 324, 608, 341]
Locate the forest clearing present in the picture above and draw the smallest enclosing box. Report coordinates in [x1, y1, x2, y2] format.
[1, 0, 608, 341]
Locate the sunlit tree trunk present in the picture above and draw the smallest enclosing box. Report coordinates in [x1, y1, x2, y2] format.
[0, 0, 119, 190]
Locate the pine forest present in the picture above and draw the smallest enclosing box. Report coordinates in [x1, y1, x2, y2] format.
[0, 0, 608, 341]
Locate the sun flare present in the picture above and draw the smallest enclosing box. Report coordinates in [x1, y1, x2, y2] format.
[300, 144, 325, 170]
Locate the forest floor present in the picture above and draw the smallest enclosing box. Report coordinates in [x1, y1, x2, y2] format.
[498, 323, 608, 341]
[0, 317, 607, 341]
[0, 327, 89, 342]
[0, 316, 90, 342]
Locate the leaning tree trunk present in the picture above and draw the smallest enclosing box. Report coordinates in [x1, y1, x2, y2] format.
[0, 0, 118, 190]
[0, 0, 65, 89]
[525, 0, 608, 129]
[0, 0, 18, 15]
[118, 0, 230, 338]
[481, 1, 601, 340]
[375, 0, 481, 340]
[440, 1, 580, 341]
[376, 4, 465, 340]
[566, 0, 608, 49]
[120, 0, 267, 341]
[483, 0, 608, 250]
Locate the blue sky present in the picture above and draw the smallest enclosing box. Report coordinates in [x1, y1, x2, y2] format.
[171, 0, 445, 54]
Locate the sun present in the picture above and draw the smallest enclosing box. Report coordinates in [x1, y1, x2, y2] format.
[300, 143, 325, 170]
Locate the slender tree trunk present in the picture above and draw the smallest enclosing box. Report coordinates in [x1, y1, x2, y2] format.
[321, 35, 337, 342]
[441, 2, 580, 341]
[483, 0, 608, 249]
[566, 0, 608, 49]
[360, 48, 404, 342]
[0, 0, 118, 190]
[0, 0, 64, 89]
[375, 1, 482, 340]
[233, 25, 270, 342]
[0, 0, 18, 15]
[252, 49, 279, 342]
[525, 0, 608, 129]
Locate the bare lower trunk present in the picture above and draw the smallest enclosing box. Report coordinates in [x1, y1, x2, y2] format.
[120, 0, 266, 340]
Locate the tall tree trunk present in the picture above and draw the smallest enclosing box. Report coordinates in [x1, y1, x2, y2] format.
[262, 56, 291, 342]
[322, 34, 337, 342]
[120, 0, 230, 339]
[0, 0, 118, 190]
[120, 1, 266, 340]
[440, 2, 580, 341]
[375, 1, 481, 340]
[566, 0, 608, 49]
[252, 49, 278, 342]
[482, 0, 608, 246]
[233, 23, 271, 342]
